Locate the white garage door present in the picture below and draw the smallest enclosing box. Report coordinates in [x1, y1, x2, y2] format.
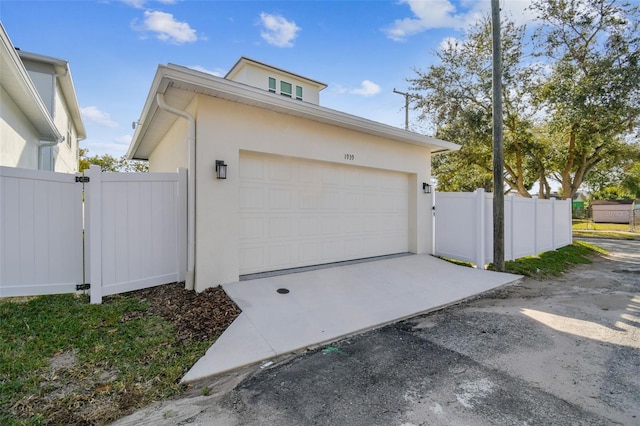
[239, 152, 409, 275]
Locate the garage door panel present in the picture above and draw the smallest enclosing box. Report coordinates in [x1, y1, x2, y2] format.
[240, 216, 265, 240]
[239, 153, 409, 275]
[269, 188, 292, 209]
[321, 240, 344, 260]
[300, 191, 321, 209]
[299, 241, 320, 262]
[240, 156, 266, 180]
[322, 216, 344, 235]
[343, 216, 363, 233]
[240, 186, 265, 210]
[268, 216, 292, 238]
[268, 244, 293, 268]
[239, 246, 266, 271]
[269, 161, 292, 181]
[322, 191, 340, 210]
[299, 216, 320, 236]
[321, 167, 341, 186]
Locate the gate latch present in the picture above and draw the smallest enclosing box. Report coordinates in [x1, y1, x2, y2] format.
[75, 176, 90, 183]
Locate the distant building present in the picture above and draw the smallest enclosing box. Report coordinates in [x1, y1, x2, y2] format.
[591, 200, 635, 224]
[0, 23, 85, 173]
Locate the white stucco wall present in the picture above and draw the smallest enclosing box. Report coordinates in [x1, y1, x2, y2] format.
[228, 63, 321, 105]
[152, 94, 433, 291]
[148, 112, 191, 173]
[0, 85, 40, 169]
[149, 95, 432, 291]
[50, 83, 78, 173]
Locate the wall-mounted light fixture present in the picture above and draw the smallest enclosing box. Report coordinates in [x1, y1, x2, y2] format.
[215, 160, 227, 179]
[423, 182, 431, 194]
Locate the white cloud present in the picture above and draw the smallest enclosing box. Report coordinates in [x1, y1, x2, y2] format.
[385, 0, 536, 41]
[120, 0, 146, 8]
[81, 106, 119, 128]
[384, 0, 464, 41]
[187, 65, 224, 77]
[350, 80, 381, 97]
[139, 10, 198, 44]
[438, 36, 462, 52]
[120, 0, 177, 8]
[115, 135, 132, 145]
[259, 12, 300, 47]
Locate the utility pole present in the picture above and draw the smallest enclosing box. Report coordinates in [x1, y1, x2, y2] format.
[491, 0, 505, 272]
[393, 88, 410, 130]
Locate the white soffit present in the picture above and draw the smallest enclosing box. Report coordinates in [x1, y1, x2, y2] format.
[0, 24, 60, 141]
[128, 64, 460, 160]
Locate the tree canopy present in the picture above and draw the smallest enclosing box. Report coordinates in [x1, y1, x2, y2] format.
[78, 148, 148, 173]
[409, 0, 640, 199]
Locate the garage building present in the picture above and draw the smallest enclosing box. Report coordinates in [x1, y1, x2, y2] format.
[127, 57, 459, 292]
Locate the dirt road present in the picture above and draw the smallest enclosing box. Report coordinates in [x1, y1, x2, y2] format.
[113, 238, 639, 425]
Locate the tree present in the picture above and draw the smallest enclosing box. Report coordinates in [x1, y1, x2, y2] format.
[530, 0, 640, 199]
[585, 145, 640, 198]
[409, 16, 542, 196]
[78, 148, 148, 173]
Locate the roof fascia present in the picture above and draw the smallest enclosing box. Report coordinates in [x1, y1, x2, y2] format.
[18, 50, 87, 139]
[0, 24, 60, 141]
[128, 64, 459, 158]
[225, 56, 328, 91]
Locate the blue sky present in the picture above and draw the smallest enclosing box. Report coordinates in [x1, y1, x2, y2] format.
[1, 0, 534, 158]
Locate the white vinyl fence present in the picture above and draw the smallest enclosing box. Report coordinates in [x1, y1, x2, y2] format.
[0, 165, 187, 303]
[0, 167, 84, 297]
[434, 189, 573, 267]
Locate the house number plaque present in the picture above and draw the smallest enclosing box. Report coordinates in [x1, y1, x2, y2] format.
[344, 154, 355, 160]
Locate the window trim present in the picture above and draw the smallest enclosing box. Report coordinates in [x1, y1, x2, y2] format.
[280, 81, 292, 97]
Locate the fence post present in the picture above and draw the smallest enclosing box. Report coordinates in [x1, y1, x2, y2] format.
[568, 200, 573, 244]
[507, 194, 515, 261]
[431, 188, 437, 255]
[551, 197, 556, 250]
[88, 165, 103, 304]
[475, 188, 485, 268]
[534, 196, 539, 256]
[177, 168, 188, 283]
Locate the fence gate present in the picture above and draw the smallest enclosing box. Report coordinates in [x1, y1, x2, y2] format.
[0, 165, 186, 304]
[0, 167, 83, 297]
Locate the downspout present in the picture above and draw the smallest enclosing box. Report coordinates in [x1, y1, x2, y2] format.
[38, 136, 64, 170]
[38, 70, 69, 170]
[156, 93, 196, 290]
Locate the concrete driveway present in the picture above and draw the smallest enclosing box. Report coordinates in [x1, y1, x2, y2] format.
[112, 238, 639, 425]
[183, 254, 521, 382]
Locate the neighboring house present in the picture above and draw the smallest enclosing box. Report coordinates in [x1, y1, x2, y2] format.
[0, 23, 85, 172]
[127, 56, 459, 292]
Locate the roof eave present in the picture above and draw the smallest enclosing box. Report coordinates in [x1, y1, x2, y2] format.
[0, 23, 61, 141]
[17, 49, 87, 139]
[128, 64, 459, 159]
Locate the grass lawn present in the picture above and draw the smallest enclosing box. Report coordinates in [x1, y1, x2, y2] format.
[0, 286, 236, 426]
[497, 240, 608, 277]
[572, 219, 640, 239]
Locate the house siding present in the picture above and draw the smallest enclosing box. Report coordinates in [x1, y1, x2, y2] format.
[0, 85, 40, 169]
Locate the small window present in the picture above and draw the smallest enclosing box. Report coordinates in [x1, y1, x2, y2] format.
[268, 77, 276, 93]
[296, 85, 303, 100]
[67, 121, 72, 148]
[280, 81, 292, 97]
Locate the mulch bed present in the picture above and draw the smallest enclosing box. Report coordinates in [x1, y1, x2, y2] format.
[131, 283, 242, 342]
